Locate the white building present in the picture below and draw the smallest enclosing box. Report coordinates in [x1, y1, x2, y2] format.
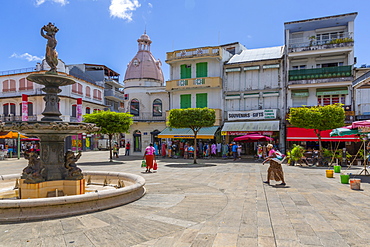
[284, 12, 357, 144]
[0, 59, 106, 150]
[222, 46, 286, 152]
[123, 32, 168, 154]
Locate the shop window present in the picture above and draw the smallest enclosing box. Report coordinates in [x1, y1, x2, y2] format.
[86, 107, 91, 114]
[133, 130, 142, 152]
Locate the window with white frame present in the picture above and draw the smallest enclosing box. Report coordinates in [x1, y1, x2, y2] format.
[317, 94, 345, 106]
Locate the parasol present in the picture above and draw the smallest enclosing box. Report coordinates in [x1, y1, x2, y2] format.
[330, 127, 359, 137]
[0, 131, 28, 139]
[233, 133, 273, 142]
[331, 122, 370, 175]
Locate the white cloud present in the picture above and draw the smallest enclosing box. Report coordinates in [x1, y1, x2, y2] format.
[35, 0, 69, 6]
[109, 0, 141, 22]
[148, 3, 152, 8]
[10, 53, 43, 62]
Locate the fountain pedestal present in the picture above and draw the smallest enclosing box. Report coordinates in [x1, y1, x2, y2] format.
[19, 179, 85, 199]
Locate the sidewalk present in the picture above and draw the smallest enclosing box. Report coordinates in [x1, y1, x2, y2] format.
[1, 151, 370, 246]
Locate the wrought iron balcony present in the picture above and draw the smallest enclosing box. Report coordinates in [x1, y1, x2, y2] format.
[288, 66, 352, 81]
[131, 112, 166, 122]
[288, 32, 354, 53]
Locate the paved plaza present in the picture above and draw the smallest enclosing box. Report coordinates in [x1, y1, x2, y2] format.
[1, 151, 370, 247]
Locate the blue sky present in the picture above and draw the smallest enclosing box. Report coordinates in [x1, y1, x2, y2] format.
[1, 0, 369, 82]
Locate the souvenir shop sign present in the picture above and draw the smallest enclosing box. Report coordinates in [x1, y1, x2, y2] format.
[227, 109, 277, 121]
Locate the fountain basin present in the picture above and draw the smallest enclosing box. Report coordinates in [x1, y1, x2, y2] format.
[0, 171, 146, 223]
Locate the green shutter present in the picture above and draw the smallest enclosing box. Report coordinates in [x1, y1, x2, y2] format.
[196, 62, 208, 77]
[180, 64, 191, 79]
[196, 93, 207, 108]
[180, 94, 191, 109]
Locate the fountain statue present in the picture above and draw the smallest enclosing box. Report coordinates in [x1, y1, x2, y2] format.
[0, 23, 99, 198]
[0, 23, 145, 222]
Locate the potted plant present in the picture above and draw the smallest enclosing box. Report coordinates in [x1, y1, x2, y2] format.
[289, 144, 305, 166]
[308, 36, 316, 46]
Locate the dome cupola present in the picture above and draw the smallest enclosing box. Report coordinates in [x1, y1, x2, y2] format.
[124, 32, 164, 84]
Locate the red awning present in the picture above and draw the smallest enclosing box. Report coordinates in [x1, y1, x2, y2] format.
[287, 127, 360, 142]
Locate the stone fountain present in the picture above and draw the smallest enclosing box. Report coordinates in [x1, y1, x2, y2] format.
[0, 23, 145, 222]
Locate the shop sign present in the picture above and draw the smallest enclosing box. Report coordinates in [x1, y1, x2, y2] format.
[222, 131, 274, 136]
[227, 109, 277, 121]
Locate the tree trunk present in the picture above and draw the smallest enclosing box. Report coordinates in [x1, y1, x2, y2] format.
[314, 129, 323, 165]
[193, 135, 198, 164]
[109, 134, 113, 162]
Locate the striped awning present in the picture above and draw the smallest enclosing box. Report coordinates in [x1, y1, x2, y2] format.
[158, 126, 219, 139]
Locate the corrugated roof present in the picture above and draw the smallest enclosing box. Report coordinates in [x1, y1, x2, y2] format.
[227, 46, 284, 64]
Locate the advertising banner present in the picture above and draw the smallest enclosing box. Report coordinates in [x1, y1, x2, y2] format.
[77, 98, 82, 122]
[22, 94, 28, 121]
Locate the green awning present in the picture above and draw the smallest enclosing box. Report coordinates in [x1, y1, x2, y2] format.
[158, 126, 219, 139]
[316, 87, 348, 96]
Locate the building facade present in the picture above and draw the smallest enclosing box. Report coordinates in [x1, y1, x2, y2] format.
[0, 59, 106, 151]
[164, 43, 246, 139]
[284, 12, 357, 145]
[123, 32, 168, 154]
[222, 46, 286, 152]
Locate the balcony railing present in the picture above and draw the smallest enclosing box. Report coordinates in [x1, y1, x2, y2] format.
[288, 66, 352, 81]
[288, 32, 353, 50]
[166, 47, 221, 62]
[166, 77, 222, 91]
[104, 89, 125, 100]
[131, 112, 166, 121]
[0, 67, 36, 76]
[0, 115, 38, 122]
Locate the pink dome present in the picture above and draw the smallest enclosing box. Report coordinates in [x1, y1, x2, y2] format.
[124, 32, 164, 82]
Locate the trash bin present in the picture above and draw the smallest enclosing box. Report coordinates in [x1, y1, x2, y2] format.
[326, 170, 334, 178]
[340, 174, 350, 184]
[334, 165, 341, 173]
[350, 179, 361, 190]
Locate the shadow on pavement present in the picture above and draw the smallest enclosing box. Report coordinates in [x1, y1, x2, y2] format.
[78, 161, 125, 166]
[165, 163, 217, 168]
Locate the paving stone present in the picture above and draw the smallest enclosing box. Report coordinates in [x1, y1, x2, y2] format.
[2, 152, 370, 246]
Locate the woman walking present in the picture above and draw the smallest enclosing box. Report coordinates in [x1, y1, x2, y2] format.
[262, 144, 286, 186]
[143, 143, 156, 173]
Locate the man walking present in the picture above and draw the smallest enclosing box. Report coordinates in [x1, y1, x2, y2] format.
[125, 142, 131, 156]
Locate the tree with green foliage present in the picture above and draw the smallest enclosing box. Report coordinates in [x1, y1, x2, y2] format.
[83, 110, 133, 162]
[287, 104, 345, 152]
[167, 108, 216, 164]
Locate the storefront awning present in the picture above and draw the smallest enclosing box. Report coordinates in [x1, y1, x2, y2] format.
[158, 126, 219, 139]
[287, 127, 360, 142]
[221, 121, 280, 134]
